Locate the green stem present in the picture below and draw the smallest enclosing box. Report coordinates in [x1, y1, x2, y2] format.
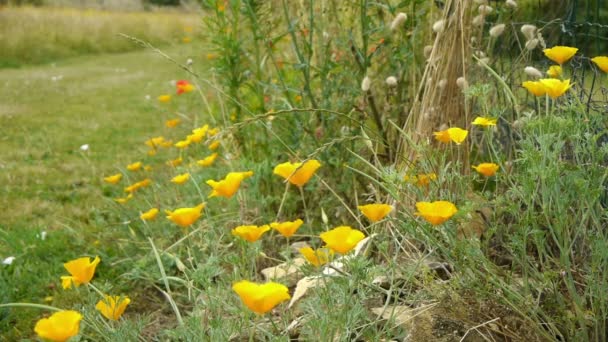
[0, 303, 62, 312]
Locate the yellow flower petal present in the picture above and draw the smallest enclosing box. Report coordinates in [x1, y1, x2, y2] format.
[62, 256, 100, 287]
[166, 203, 205, 227]
[140, 208, 159, 221]
[522, 81, 547, 97]
[415, 201, 457, 225]
[103, 173, 122, 184]
[206, 171, 253, 198]
[273, 160, 321, 187]
[171, 173, 191, 185]
[231, 225, 271, 242]
[547, 65, 562, 78]
[357, 204, 393, 223]
[232, 280, 290, 314]
[158, 94, 171, 103]
[320, 226, 365, 254]
[543, 46, 578, 65]
[447, 127, 468, 145]
[126, 161, 142, 172]
[34, 310, 82, 342]
[299, 247, 333, 267]
[270, 219, 304, 237]
[197, 153, 218, 167]
[95, 295, 131, 321]
[471, 117, 497, 127]
[538, 78, 572, 99]
[433, 129, 451, 143]
[592, 56, 608, 73]
[165, 118, 181, 128]
[472, 163, 499, 177]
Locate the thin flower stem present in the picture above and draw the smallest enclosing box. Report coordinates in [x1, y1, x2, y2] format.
[269, 315, 282, 336]
[299, 186, 311, 226]
[0, 303, 62, 312]
[87, 283, 106, 298]
[275, 182, 290, 220]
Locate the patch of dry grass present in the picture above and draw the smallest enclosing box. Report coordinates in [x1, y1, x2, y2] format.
[0, 6, 200, 67]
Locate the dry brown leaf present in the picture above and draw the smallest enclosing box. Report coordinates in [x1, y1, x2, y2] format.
[260, 257, 306, 286]
[288, 276, 325, 308]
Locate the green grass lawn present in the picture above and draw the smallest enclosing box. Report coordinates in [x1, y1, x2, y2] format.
[0, 44, 205, 339]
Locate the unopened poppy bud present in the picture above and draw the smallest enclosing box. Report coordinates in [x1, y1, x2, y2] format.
[186, 58, 193, 66]
[478, 5, 493, 15]
[385, 76, 398, 87]
[423, 45, 433, 58]
[390, 12, 407, 31]
[524, 66, 543, 78]
[456, 77, 468, 90]
[472, 15, 484, 26]
[361, 76, 371, 92]
[489, 24, 505, 38]
[432, 19, 446, 33]
[438, 79, 448, 89]
[521, 24, 537, 40]
[506, 0, 517, 8]
[477, 57, 490, 66]
[525, 38, 539, 50]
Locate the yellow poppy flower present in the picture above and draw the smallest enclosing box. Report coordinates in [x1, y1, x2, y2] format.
[538, 78, 572, 99]
[103, 173, 122, 184]
[34, 310, 82, 342]
[358, 204, 393, 223]
[415, 201, 458, 225]
[165, 203, 205, 227]
[190, 125, 209, 142]
[299, 247, 333, 267]
[522, 81, 547, 97]
[188, 127, 207, 143]
[543, 46, 578, 65]
[208, 140, 221, 150]
[206, 171, 254, 198]
[158, 94, 171, 103]
[144, 165, 153, 171]
[231, 225, 271, 242]
[124, 178, 152, 193]
[232, 280, 291, 314]
[161, 140, 174, 148]
[472, 163, 500, 177]
[95, 295, 131, 321]
[592, 56, 608, 72]
[165, 118, 181, 128]
[320, 226, 366, 254]
[547, 65, 562, 78]
[145, 136, 167, 149]
[61, 256, 100, 289]
[273, 160, 322, 187]
[140, 208, 159, 221]
[114, 194, 133, 204]
[447, 127, 468, 144]
[171, 173, 190, 185]
[405, 173, 438, 187]
[147, 149, 157, 156]
[174, 139, 191, 149]
[197, 153, 218, 167]
[471, 117, 497, 127]
[126, 161, 143, 172]
[208, 127, 220, 136]
[433, 129, 451, 143]
[167, 157, 183, 167]
[270, 219, 304, 238]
